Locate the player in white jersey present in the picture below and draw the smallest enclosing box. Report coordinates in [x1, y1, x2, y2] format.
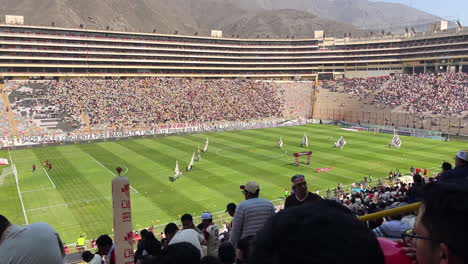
[200, 212, 219, 257]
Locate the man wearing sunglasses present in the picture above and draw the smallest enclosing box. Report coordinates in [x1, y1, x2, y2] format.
[285, 174, 322, 209]
[401, 182, 468, 264]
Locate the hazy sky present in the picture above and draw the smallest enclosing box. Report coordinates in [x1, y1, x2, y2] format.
[370, 0, 467, 25]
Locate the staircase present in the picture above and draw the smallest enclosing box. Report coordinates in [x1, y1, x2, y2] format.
[0, 83, 18, 137]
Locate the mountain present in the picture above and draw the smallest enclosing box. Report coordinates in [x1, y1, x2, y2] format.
[232, 0, 440, 30]
[0, 0, 440, 38]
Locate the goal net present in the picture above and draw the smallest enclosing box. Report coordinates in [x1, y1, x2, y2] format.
[0, 166, 13, 186]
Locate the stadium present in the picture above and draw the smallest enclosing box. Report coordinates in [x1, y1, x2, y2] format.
[0, 8, 467, 264]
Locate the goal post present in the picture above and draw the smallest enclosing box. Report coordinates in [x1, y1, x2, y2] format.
[294, 151, 312, 166]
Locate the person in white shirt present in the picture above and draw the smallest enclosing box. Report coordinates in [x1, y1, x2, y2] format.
[0, 214, 65, 264]
[164, 216, 207, 258]
[200, 212, 219, 257]
[82, 250, 102, 264]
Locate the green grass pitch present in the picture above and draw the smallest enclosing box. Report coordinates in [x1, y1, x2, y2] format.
[0, 124, 464, 244]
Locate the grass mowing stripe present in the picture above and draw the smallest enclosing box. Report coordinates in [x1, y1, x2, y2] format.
[119, 138, 236, 202]
[78, 142, 206, 219]
[31, 147, 113, 236]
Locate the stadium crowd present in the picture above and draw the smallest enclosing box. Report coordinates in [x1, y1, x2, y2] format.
[47, 78, 283, 130]
[0, 150, 467, 264]
[321, 72, 468, 117]
[320, 75, 391, 100]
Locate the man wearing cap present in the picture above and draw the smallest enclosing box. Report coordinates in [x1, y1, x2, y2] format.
[229, 181, 275, 248]
[200, 212, 219, 257]
[439, 150, 468, 182]
[285, 174, 322, 209]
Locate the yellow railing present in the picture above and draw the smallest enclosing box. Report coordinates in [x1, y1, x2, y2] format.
[358, 202, 421, 222]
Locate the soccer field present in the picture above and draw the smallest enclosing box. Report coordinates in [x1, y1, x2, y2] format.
[0, 124, 463, 244]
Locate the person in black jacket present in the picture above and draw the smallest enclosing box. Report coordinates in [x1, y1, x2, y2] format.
[439, 150, 468, 182]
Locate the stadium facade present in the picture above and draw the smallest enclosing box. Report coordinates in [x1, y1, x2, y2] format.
[0, 23, 467, 80]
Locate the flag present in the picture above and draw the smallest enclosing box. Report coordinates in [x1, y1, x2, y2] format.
[278, 137, 283, 148]
[302, 133, 308, 147]
[197, 146, 202, 162]
[335, 136, 346, 149]
[391, 135, 402, 148]
[175, 161, 182, 176]
[203, 138, 209, 152]
[316, 167, 333, 172]
[186, 153, 195, 171]
[0, 158, 9, 165]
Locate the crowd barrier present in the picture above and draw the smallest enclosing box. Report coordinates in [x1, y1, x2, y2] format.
[358, 202, 421, 222]
[3, 118, 313, 149]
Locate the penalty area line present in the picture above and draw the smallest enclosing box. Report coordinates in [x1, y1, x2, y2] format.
[22, 187, 54, 194]
[26, 195, 113, 212]
[43, 168, 56, 189]
[86, 154, 139, 194]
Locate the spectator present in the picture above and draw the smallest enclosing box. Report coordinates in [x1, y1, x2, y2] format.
[82, 250, 102, 264]
[134, 229, 149, 263]
[218, 242, 236, 264]
[250, 200, 385, 264]
[96, 235, 115, 264]
[219, 202, 236, 242]
[373, 203, 411, 240]
[284, 174, 322, 208]
[226, 203, 236, 218]
[439, 150, 468, 182]
[437, 161, 452, 179]
[229, 181, 275, 248]
[201, 212, 219, 257]
[166, 220, 206, 258]
[181, 213, 202, 233]
[237, 236, 255, 264]
[0, 215, 65, 264]
[403, 182, 468, 264]
[136, 232, 162, 264]
[159, 242, 201, 264]
[407, 174, 424, 203]
[200, 256, 222, 264]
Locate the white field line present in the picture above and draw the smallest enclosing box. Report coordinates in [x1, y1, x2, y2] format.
[8, 149, 29, 224]
[26, 195, 113, 212]
[42, 168, 56, 189]
[87, 154, 139, 194]
[22, 187, 54, 194]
